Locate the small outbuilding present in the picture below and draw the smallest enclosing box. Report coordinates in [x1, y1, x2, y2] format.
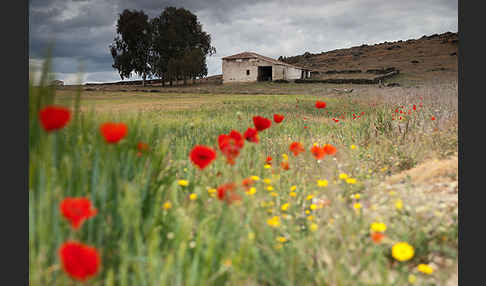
[222, 52, 312, 83]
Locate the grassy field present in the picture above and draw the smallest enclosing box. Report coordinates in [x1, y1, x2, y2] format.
[30, 70, 458, 285]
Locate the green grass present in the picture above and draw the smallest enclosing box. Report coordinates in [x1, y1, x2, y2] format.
[30, 66, 458, 285]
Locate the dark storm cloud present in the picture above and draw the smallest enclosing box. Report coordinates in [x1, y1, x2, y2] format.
[29, 0, 457, 84]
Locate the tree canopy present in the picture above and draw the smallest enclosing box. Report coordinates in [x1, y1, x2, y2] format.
[110, 7, 216, 86]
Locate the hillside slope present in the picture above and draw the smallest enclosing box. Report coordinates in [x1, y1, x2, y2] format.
[282, 32, 458, 83]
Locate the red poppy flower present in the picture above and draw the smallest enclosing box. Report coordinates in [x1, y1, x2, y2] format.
[281, 161, 290, 170]
[244, 127, 259, 143]
[60, 197, 97, 230]
[217, 183, 241, 204]
[431, 116, 436, 121]
[315, 101, 327, 109]
[242, 177, 254, 189]
[266, 156, 273, 164]
[371, 232, 385, 244]
[253, 116, 272, 131]
[189, 145, 217, 170]
[273, 114, 285, 123]
[289, 142, 305, 156]
[137, 142, 149, 152]
[59, 241, 100, 281]
[413, 105, 417, 110]
[323, 144, 337, 155]
[311, 145, 326, 160]
[39, 105, 71, 132]
[218, 130, 244, 165]
[100, 122, 128, 144]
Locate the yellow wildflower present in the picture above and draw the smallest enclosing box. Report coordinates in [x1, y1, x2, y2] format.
[307, 215, 314, 221]
[417, 264, 434, 275]
[277, 237, 287, 243]
[251, 176, 260, 181]
[267, 216, 281, 227]
[370, 222, 387, 233]
[246, 187, 257, 195]
[310, 204, 317, 210]
[391, 242, 415, 262]
[264, 164, 271, 169]
[381, 166, 388, 172]
[189, 193, 197, 200]
[395, 199, 403, 210]
[266, 185, 274, 191]
[353, 203, 361, 210]
[352, 193, 361, 199]
[281, 203, 290, 211]
[305, 210, 310, 215]
[346, 178, 357, 184]
[290, 185, 297, 191]
[270, 192, 278, 197]
[163, 202, 172, 210]
[306, 195, 314, 201]
[290, 192, 297, 197]
[223, 259, 232, 268]
[207, 188, 217, 195]
[350, 144, 357, 150]
[178, 180, 189, 186]
[310, 223, 318, 232]
[339, 173, 348, 180]
[282, 154, 289, 160]
[263, 178, 272, 184]
[408, 274, 416, 284]
[317, 179, 328, 187]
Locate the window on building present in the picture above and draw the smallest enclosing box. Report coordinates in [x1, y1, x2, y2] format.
[246, 70, 250, 75]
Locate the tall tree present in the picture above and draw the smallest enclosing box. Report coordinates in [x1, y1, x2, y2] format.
[110, 9, 153, 86]
[151, 7, 215, 85]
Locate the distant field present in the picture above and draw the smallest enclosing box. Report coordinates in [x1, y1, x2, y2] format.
[31, 78, 458, 285]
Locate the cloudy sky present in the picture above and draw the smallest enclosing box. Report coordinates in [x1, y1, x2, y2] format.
[29, 0, 457, 84]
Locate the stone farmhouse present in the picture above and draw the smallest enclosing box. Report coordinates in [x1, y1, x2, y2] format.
[222, 52, 312, 83]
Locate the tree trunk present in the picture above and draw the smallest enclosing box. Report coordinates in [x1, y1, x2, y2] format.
[142, 73, 146, 86]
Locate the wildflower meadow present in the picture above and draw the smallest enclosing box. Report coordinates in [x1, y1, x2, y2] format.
[29, 63, 458, 285]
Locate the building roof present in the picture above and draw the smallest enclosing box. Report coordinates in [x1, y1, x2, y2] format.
[222, 52, 313, 70]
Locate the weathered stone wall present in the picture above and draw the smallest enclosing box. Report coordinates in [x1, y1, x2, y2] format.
[222, 59, 259, 83]
[285, 66, 303, 80]
[273, 65, 285, 81]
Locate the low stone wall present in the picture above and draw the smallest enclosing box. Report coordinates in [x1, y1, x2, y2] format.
[366, 67, 397, 74]
[295, 70, 399, 84]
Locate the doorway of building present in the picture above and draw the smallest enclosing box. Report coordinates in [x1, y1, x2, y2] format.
[258, 66, 272, 81]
